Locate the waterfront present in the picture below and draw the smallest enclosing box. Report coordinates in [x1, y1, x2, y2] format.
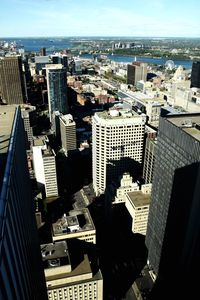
[80, 53, 193, 69]
[0, 37, 193, 69]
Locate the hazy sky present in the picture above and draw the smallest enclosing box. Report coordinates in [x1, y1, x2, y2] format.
[1, 0, 200, 37]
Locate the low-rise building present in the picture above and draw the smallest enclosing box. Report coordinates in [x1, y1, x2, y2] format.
[41, 241, 103, 300]
[52, 208, 96, 244]
[125, 184, 151, 235]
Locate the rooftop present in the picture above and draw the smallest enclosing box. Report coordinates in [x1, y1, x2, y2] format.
[41, 241, 71, 270]
[0, 105, 17, 191]
[95, 108, 144, 120]
[52, 208, 95, 238]
[127, 191, 151, 207]
[167, 113, 200, 141]
[0, 105, 16, 155]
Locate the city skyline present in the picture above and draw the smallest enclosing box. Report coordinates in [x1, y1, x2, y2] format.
[1, 0, 200, 38]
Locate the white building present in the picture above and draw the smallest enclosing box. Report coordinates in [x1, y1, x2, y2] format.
[59, 114, 77, 155]
[32, 136, 58, 198]
[125, 184, 151, 235]
[113, 173, 139, 204]
[92, 109, 146, 195]
[41, 241, 103, 300]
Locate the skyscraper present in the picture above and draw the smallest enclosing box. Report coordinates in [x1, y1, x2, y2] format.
[32, 136, 58, 198]
[60, 114, 77, 155]
[127, 62, 147, 86]
[0, 105, 47, 299]
[143, 126, 157, 184]
[92, 109, 146, 195]
[190, 60, 200, 88]
[145, 113, 200, 297]
[0, 56, 25, 104]
[46, 64, 68, 121]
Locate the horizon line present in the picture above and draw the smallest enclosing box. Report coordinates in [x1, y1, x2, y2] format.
[1, 35, 200, 39]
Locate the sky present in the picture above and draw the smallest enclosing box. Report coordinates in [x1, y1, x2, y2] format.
[1, 0, 200, 38]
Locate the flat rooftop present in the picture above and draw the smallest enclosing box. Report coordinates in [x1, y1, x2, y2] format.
[52, 208, 95, 237]
[127, 191, 151, 207]
[167, 114, 200, 141]
[33, 136, 47, 147]
[0, 106, 17, 190]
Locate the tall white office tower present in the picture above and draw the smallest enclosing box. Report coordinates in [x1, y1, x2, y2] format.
[60, 114, 77, 155]
[32, 136, 58, 198]
[92, 109, 146, 196]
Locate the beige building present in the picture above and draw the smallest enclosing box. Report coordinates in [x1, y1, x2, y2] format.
[59, 114, 77, 155]
[113, 173, 140, 204]
[52, 208, 96, 244]
[125, 184, 151, 235]
[41, 241, 103, 300]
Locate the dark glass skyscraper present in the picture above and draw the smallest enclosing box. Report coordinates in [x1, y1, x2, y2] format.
[46, 64, 68, 121]
[0, 56, 25, 104]
[145, 113, 200, 298]
[191, 61, 200, 88]
[0, 105, 47, 300]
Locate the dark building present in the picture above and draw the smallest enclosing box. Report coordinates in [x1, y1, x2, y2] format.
[46, 64, 68, 121]
[127, 62, 147, 86]
[40, 47, 46, 56]
[190, 60, 200, 88]
[145, 113, 200, 298]
[0, 106, 47, 300]
[0, 56, 26, 104]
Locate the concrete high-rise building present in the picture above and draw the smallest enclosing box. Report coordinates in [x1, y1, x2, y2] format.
[21, 104, 36, 149]
[0, 106, 47, 299]
[46, 64, 68, 121]
[92, 109, 146, 195]
[143, 137, 157, 184]
[32, 136, 58, 198]
[41, 241, 103, 300]
[145, 113, 200, 297]
[143, 126, 157, 184]
[127, 62, 147, 86]
[60, 114, 77, 155]
[190, 60, 200, 88]
[0, 56, 25, 104]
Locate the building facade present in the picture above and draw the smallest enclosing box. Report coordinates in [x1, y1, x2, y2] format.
[32, 137, 58, 198]
[191, 60, 200, 88]
[125, 184, 151, 235]
[113, 173, 140, 204]
[92, 109, 146, 195]
[127, 62, 147, 86]
[0, 106, 47, 299]
[60, 114, 77, 155]
[41, 241, 103, 300]
[145, 113, 200, 291]
[0, 56, 25, 104]
[46, 64, 68, 121]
